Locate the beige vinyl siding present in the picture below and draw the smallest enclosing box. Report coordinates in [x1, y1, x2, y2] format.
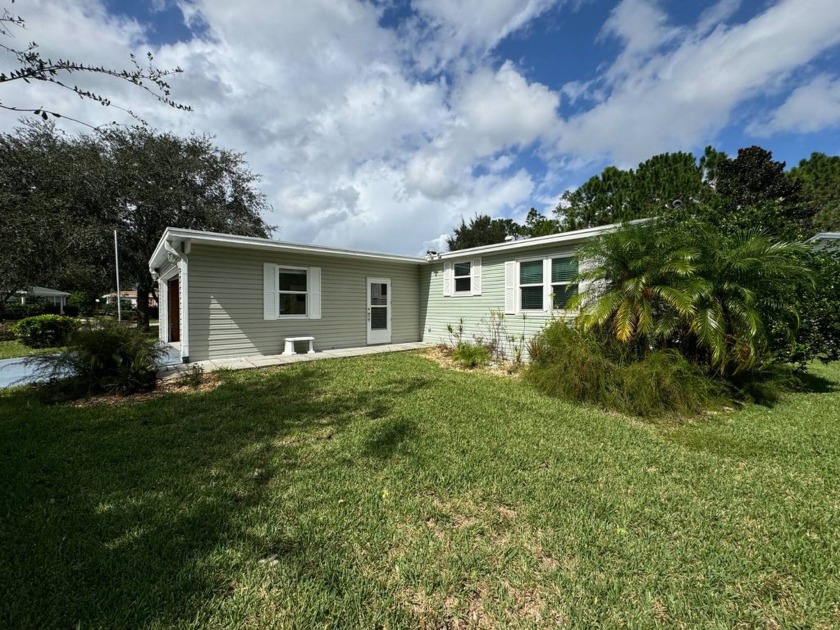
[420, 244, 580, 360]
[187, 243, 421, 361]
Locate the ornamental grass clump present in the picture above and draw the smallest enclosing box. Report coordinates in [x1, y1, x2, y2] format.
[526, 322, 725, 418]
[29, 320, 164, 397]
[451, 342, 491, 369]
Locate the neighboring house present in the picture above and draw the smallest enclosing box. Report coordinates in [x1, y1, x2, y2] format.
[101, 290, 158, 308]
[147, 225, 614, 363]
[808, 232, 840, 251]
[14, 286, 71, 314]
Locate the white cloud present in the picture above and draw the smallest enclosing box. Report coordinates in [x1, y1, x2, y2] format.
[407, 0, 564, 69]
[748, 74, 840, 136]
[558, 0, 840, 163]
[3, 0, 840, 257]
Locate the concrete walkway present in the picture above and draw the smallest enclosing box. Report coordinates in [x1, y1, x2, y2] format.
[158, 341, 435, 381]
[0, 342, 435, 388]
[0, 356, 46, 388]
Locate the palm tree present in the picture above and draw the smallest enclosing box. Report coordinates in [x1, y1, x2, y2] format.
[687, 227, 812, 375]
[573, 220, 812, 375]
[571, 221, 699, 350]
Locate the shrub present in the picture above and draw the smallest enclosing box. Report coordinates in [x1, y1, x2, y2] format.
[10, 315, 78, 348]
[176, 364, 205, 388]
[451, 342, 490, 369]
[526, 321, 725, 418]
[29, 320, 164, 396]
[0, 322, 15, 342]
[1, 302, 46, 321]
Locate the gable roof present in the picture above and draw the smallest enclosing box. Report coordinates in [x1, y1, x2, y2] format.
[149, 227, 427, 271]
[149, 222, 625, 272]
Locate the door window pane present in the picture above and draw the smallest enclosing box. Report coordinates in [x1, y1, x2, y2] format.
[370, 283, 387, 306]
[371, 306, 387, 329]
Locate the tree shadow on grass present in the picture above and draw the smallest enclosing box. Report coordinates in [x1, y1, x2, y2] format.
[795, 370, 837, 394]
[363, 417, 418, 458]
[0, 361, 432, 627]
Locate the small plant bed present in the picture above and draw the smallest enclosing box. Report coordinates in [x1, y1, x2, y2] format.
[426, 345, 519, 376]
[68, 370, 222, 408]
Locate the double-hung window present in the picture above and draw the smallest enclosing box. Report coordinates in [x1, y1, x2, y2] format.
[551, 257, 578, 309]
[511, 256, 579, 313]
[453, 261, 471, 294]
[278, 267, 308, 316]
[519, 259, 545, 311]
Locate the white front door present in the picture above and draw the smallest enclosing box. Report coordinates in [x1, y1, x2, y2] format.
[367, 277, 391, 344]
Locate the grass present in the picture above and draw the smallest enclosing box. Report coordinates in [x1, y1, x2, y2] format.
[1, 353, 838, 628]
[0, 339, 62, 360]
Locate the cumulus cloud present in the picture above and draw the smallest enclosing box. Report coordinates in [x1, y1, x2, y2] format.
[748, 74, 840, 136]
[558, 0, 840, 163]
[2, 0, 840, 255]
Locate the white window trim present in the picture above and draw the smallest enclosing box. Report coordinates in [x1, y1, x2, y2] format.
[277, 265, 309, 319]
[453, 261, 472, 295]
[514, 253, 579, 315]
[516, 256, 548, 313]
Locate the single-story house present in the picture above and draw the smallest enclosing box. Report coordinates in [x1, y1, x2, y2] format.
[101, 290, 158, 308]
[14, 286, 71, 313]
[148, 225, 612, 363]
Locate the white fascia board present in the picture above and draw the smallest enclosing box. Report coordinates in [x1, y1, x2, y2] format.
[807, 232, 840, 242]
[435, 223, 621, 261]
[149, 227, 426, 270]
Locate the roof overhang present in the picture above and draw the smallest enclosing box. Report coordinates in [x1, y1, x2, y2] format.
[149, 227, 427, 273]
[432, 221, 629, 261]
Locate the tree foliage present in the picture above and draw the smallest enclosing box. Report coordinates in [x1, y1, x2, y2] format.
[789, 152, 840, 231]
[556, 152, 706, 230]
[0, 122, 113, 307]
[446, 214, 519, 250]
[0, 1, 189, 127]
[0, 123, 271, 327]
[573, 220, 813, 376]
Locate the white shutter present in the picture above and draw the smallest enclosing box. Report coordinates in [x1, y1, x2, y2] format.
[443, 261, 453, 297]
[308, 267, 321, 319]
[471, 258, 482, 296]
[504, 261, 516, 314]
[263, 263, 277, 320]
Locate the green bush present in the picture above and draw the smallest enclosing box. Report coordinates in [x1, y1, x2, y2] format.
[526, 321, 725, 418]
[1, 302, 48, 321]
[10, 315, 78, 348]
[29, 320, 164, 396]
[0, 322, 15, 342]
[451, 342, 491, 369]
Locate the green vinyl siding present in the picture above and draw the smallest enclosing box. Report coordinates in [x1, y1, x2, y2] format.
[420, 243, 583, 360]
[187, 243, 421, 361]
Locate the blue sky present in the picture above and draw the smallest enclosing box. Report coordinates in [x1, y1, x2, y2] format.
[3, 0, 840, 253]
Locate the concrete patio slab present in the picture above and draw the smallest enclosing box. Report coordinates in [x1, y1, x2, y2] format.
[160, 341, 434, 381]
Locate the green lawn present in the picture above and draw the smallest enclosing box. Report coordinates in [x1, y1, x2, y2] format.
[0, 340, 62, 360]
[1, 353, 838, 628]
